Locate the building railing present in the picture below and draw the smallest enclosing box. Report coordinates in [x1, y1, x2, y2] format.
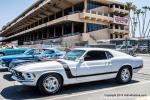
[87, 10, 111, 17]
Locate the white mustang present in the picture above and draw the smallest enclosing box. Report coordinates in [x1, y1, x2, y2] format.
[12, 48, 143, 95]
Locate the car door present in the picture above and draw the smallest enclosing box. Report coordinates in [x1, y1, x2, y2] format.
[76, 50, 112, 77]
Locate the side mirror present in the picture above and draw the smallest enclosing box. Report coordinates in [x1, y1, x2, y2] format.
[79, 57, 84, 63]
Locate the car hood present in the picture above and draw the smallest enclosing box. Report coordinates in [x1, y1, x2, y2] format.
[14, 59, 72, 72]
[0, 54, 28, 60]
[12, 59, 35, 64]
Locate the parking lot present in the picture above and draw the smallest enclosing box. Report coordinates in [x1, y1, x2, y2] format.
[0, 55, 150, 100]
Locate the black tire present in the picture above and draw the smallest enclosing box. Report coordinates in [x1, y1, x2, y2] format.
[0, 53, 5, 57]
[37, 73, 63, 95]
[116, 67, 132, 84]
[129, 51, 134, 56]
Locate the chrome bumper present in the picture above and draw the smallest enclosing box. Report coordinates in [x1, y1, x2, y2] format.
[12, 75, 34, 82]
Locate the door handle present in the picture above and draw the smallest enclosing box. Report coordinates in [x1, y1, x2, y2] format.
[106, 61, 111, 66]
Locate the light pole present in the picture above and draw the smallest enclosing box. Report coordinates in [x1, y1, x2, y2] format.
[124, 35, 129, 54]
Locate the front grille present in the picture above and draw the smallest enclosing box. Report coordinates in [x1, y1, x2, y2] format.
[13, 70, 25, 80]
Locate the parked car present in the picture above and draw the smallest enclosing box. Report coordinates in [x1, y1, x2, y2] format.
[8, 48, 65, 72]
[0, 48, 65, 68]
[0, 48, 27, 56]
[12, 48, 143, 95]
[88, 43, 116, 49]
[116, 45, 135, 55]
[137, 45, 148, 53]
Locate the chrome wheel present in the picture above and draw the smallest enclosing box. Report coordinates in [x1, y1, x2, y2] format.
[121, 68, 130, 82]
[43, 76, 60, 93]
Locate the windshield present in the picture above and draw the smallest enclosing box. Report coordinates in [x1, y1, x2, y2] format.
[116, 45, 122, 49]
[42, 49, 55, 54]
[64, 50, 85, 61]
[24, 49, 42, 55]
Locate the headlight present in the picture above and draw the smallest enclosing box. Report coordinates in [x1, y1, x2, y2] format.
[22, 73, 36, 80]
[0, 59, 3, 65]
[0, 59, 6, 67]
[9, 63, 15, 68]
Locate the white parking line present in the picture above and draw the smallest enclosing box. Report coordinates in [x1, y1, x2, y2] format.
[49, 81, 150, 100]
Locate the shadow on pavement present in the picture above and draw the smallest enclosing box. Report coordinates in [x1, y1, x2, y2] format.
[3, 74, 14, 81]
[1, 79, 139, 100]
[0, 68, 8, 72]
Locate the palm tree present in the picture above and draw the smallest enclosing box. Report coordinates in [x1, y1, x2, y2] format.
[131, 5, 137, 38]
[144, 7, 150, 37]
[125, 2, 137, 38]
[142, 6, 149, 37]
[135, 9, 142, 37]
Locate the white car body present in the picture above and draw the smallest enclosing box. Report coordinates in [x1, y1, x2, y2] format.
[12, 48, 143, 87]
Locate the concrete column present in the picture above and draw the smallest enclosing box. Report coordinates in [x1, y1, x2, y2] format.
[24, 35, 25, 41]
[62, 25, 64, 36]
[47, 27, 49, 39]
[36, 32, 38, 40]
[54, 13, 56, 19]
[41, 30, 44, 39]
[84, 0, 87, 12]
[84, 22, 87, 33]
[113, 25, 115, 29]
[54, 26, 56, 37]
[72, 22, 74, 34]
[62, 10, 64, 16]
[113, 5, 115, 8]
[113, 34, 116, 39]
[72, 6, 74, 13]
[119, 26, 121, 30]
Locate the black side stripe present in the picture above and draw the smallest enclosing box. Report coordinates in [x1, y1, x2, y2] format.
[57, 60, 75, 78]
[57, 60, 118, 79]
[133, 66, 143, 69]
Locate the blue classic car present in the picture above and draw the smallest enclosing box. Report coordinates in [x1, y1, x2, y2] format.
[0, 48, 27, 56]
[0, 48, 65, 68]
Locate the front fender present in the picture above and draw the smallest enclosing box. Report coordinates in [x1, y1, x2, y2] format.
[34, 70, 68, 85]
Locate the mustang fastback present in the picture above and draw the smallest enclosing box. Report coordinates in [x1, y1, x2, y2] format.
[12, 48, 143, 95]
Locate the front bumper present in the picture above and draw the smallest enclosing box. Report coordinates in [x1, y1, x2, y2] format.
[12, 75, 36, 86]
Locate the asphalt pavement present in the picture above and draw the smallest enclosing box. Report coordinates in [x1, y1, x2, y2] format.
[0, 55, 150, 100]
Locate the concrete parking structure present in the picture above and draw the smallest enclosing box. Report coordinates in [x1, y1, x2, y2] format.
[0, 0, 129, 46]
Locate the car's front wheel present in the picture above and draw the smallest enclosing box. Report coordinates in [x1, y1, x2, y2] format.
[37, 73, 63, 95]
[116, 67, 132, 84]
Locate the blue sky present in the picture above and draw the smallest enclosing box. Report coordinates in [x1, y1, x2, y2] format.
[120, 0, 150, 8]
[0, 0, 34, 30]
[0, 0, 150, 31]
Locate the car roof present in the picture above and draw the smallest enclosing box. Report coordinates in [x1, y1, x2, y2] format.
[74, 47, 113, 52]
[45, 48, 57, 50]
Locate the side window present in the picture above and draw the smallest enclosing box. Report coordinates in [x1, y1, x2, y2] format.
[45, 50, 55, 54]
[84, 51, 107, 61]
[128, 46, 132, 48]
[106, 51, 113, 59]
[121, 46, 126, 49]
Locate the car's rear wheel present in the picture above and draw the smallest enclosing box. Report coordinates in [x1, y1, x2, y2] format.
[116, 67, 132, 84]
[37, 73, 62, 95]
